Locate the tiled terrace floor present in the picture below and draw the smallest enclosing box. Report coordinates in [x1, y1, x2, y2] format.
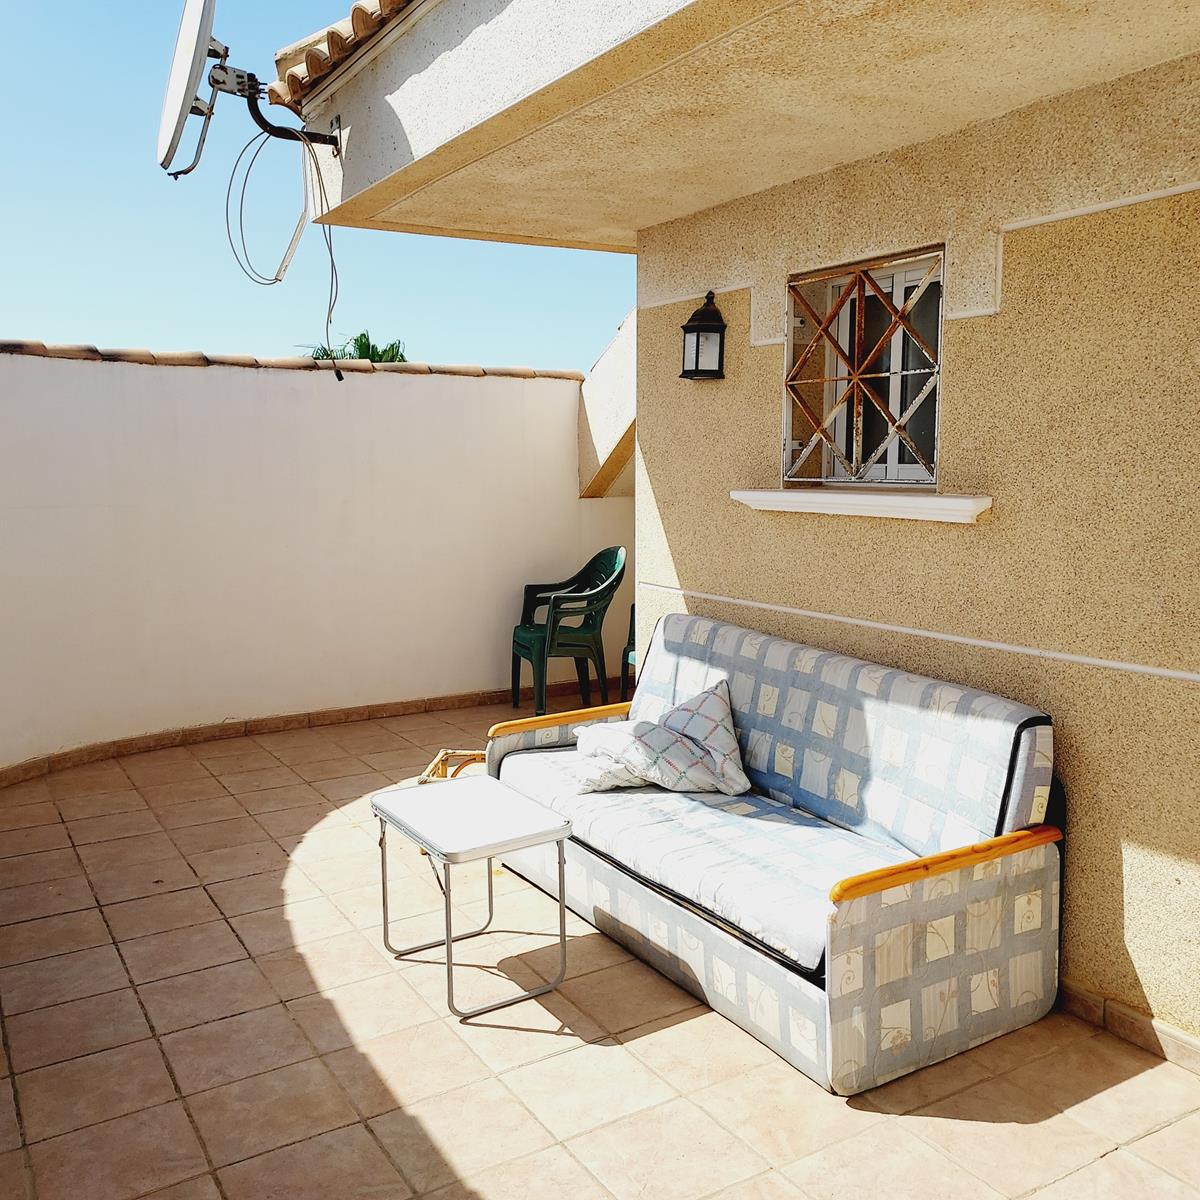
[1, 700, 1200, 1200]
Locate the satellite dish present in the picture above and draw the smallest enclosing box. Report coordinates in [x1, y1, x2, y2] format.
[158, 0, 219, 172]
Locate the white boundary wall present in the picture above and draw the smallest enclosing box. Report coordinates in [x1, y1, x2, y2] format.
[0, 357, 634, 765]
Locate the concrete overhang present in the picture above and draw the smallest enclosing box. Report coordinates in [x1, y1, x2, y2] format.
[290, 0, 1200, 250]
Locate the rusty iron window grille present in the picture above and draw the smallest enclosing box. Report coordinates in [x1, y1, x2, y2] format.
[783, 249, 944, 485]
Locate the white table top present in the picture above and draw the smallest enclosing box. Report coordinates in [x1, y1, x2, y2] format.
[371, 774, 571, 863]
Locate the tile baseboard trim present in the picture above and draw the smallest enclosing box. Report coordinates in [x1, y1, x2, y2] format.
[1058, 977, 1200, 1076]
[0, 677, 623, 789]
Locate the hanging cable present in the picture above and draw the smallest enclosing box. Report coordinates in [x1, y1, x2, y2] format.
[224, 129, 343, 379]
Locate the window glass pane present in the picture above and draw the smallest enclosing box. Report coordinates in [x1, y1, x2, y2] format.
[842, 293, 892, 462]
[899, 280, 941, 469]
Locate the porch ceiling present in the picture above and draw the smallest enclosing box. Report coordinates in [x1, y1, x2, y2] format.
[307, 0, 1200, 251]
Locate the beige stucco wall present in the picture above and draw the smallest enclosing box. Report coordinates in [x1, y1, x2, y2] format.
[634, 77, 1200, 1032]
[579, 311, 636, 498]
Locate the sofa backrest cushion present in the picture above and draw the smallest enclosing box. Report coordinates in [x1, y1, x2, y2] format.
[630, 614, 1052, 857]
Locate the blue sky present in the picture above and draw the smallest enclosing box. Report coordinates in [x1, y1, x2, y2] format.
[0, 3, 635, 371]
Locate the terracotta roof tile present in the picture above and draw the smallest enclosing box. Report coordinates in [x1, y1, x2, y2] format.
[270, 0, 418, 113]
[0, 341, 584, 382]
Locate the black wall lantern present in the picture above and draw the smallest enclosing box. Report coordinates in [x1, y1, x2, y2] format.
[679, 291, 727, 379]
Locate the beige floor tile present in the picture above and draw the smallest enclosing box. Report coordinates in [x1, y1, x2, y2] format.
[220, 766, 304, 796]
[361, 747, 433, 772]
[331, 731, 413, 756]
[502, 1037, 676, 1139]
[619, 1007, 777, 1093]
[162, 1004, 314, 1094]
[170, 817, 271, 857]
[87, 856, 199, 905]
[267, 741, 352, 767]
[323, 1020, 491, 1117]
[119, 749, 196, 769]
[29, 1101, 208, 1200]
[692, 1061, 883, 1166]
[0, 1083, 17, 1152]
[784, 1120, 1002, 1199]
[905, 1074, 1114, 1197]
[400, 948, 549, 1020]
[207, 867, 320, 917]
[0, 825, 71, 860]
[139, 779, 230, 810]
[443, 990, 608, 1072]
[188, 737, 265, 761]
[204, 751, 280, 777]
[235, 783, 327, 814]
[252, 729, 343, 754]
[17, 1040, 177, 1143]
[139, 959, 279, 1035]
[286, 970, 436, 1052]
[0, 848, 81, 890]
[1029, 1149, 1200, 1198]
[104, 888, 220, 942]
[376, 713, 460, 735]
[77, 832, 180, 873]
[333, 873, 444, 927]
[120, 920, 246, 984]
[0, 778, 52, 807]
[705, 1172, 807, 1200]
[1130, 1110, 1200, 1189]
[861, 1052, 993, 1115]
[0, 876, 94, 927]
[66, 809, 162, 845]
[156, 797, 247, 830]
[230, 896, 353, 955]
[0, 1149, 33, 1200]
[299, 852, 392, 896]
[569, 1097, 766, 1200]
[0, 944, 127, 1014]
[424, 1144, 611, 1200]
[966, 1012, 1100, 1076]
[55, 791, 145, 822]
[187, 840, 289, 884]
[254, 929, 393, 1001]
[140, 1174, 221, 1199]
[6, 989, 150, 1072]
[370, 1077, 554, 1194]
[0, 908, 110, 968]
[45, 764, 130, 801]
[1006, 1032, 1200, 1143]
[278, 825, 377, 864]
[0, 803, 60, 832]
[218, 1123, 410, 1200]
[311, 774, 392, 803]
[186, 1058, 357, 1168]
[560, 958, 698, 1035]
[121, 759, 211, 789]
[521, 927, 631, 983]
[252, 804, 345, 839]
[293, 757, 374, 783]
[461, 885, 591, 941]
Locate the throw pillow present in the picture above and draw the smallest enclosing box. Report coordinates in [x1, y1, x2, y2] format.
[574, 679, 750, 796]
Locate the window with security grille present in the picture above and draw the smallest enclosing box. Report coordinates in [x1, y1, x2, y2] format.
[784, 250, 943, 484]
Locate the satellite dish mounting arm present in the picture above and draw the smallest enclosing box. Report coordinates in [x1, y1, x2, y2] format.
[210, 65, 339, 151]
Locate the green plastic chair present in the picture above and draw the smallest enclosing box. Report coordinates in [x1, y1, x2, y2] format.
[620, 604, 636, 701]
[512, 546, 627, 715]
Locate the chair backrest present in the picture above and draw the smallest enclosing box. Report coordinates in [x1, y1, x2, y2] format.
[554, 546, 626, 632]
[630, 613, 1053, 857]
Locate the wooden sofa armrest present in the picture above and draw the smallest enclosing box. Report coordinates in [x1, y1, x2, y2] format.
[487, 702, 631, 741]
[829, 825, 1063, 902]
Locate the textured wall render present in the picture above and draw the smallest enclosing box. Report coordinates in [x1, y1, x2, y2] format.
[635, 183, 1200, 1033]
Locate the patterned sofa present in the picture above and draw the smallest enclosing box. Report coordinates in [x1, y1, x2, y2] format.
[487, 613, 1061, 1095]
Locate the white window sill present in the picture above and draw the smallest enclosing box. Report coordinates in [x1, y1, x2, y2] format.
[729, 487, 993, 524]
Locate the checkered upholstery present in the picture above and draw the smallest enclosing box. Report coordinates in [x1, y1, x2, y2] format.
[500, 746, 908, 971]
[631, 615, 1052, 857]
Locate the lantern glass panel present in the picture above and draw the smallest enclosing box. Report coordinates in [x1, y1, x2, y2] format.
[683, 330, 698, 372]
[698, 331, 721, 372]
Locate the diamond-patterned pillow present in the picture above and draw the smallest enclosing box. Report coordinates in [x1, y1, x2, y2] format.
[574, 680, 751, 796]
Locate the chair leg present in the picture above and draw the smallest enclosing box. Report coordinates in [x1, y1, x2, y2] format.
[595, 642, 609, 705]
[511, 652, 521, 708]
[620, 660, 631, 702]
[574, 657, 591, 708]
[533, 649, 548, 716]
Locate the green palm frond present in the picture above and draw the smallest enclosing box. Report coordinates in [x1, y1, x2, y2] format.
[310, 330, 407, 362]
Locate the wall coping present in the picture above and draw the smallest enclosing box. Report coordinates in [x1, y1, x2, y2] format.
[0, 340, 584, 381]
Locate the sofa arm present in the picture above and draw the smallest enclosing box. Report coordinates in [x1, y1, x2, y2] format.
[486, 702, 631, 777]
[824, 826, 1062, 1095]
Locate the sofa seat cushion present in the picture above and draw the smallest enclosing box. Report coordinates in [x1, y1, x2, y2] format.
[499, 746, 912, 972]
